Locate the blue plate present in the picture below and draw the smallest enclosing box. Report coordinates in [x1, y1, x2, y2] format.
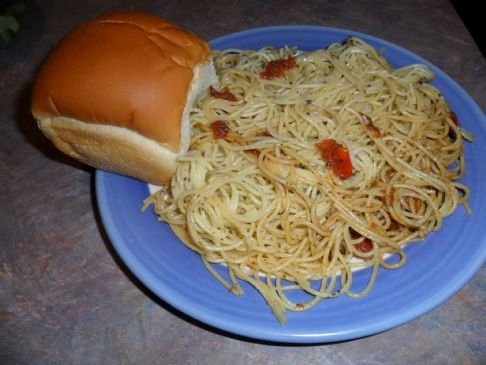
[96, 26, 486, 343]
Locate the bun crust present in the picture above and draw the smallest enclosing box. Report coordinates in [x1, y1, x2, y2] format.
[31, 11, 216, 184]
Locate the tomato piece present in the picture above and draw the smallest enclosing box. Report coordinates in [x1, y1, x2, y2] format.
[315, 139, 353, 179]
[360, 113, 382, 138]
[366, 124, 382, 138]
[211, 120, 231, 139]
[260, 56, 296, 80]
[209, 86, 237, 102]
[355, 238, 373, 253]
[332, 145, 353, 179]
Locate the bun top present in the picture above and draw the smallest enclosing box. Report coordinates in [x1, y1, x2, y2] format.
[31, 11, 212, 153]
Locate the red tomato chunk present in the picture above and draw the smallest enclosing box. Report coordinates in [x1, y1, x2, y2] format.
[315, 139, 353, 179]
[260, 57, 296, 80]
[211, 120, 231, 139]
[209, 86, 237, 102]
[355, 238, 373, 253]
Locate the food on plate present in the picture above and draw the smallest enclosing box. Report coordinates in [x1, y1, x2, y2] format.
[30, 11, 473, 323]
[145, 37, 473, 323]
[31, 11, 216, 184]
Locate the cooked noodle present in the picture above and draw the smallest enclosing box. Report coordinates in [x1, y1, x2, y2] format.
[144, 37, 473, 323]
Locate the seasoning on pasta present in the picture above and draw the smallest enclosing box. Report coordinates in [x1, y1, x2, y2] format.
[144, 37, 473, 323]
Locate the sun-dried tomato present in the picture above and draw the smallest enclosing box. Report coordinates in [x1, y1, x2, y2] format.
[260, 56, 296, 79]
[209, 86, 237, 102]
[211, 120, 231, 139]
[355, 238, 373, 253]
[315, 139, 353, 179]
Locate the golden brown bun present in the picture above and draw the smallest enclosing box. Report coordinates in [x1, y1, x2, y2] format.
[31, 11, 216, 184]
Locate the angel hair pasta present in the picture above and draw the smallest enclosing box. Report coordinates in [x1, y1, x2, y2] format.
[144, 37, 473, 323]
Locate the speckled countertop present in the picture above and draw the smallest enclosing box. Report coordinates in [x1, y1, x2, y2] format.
[1, 1, 485, 364]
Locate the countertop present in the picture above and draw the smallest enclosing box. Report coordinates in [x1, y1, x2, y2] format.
[1, 1, 485, 364]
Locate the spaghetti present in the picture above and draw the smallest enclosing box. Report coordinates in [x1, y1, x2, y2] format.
[144, 37, 473, 323]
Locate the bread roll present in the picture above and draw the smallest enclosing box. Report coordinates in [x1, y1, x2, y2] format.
[31, 11, 217, 184]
